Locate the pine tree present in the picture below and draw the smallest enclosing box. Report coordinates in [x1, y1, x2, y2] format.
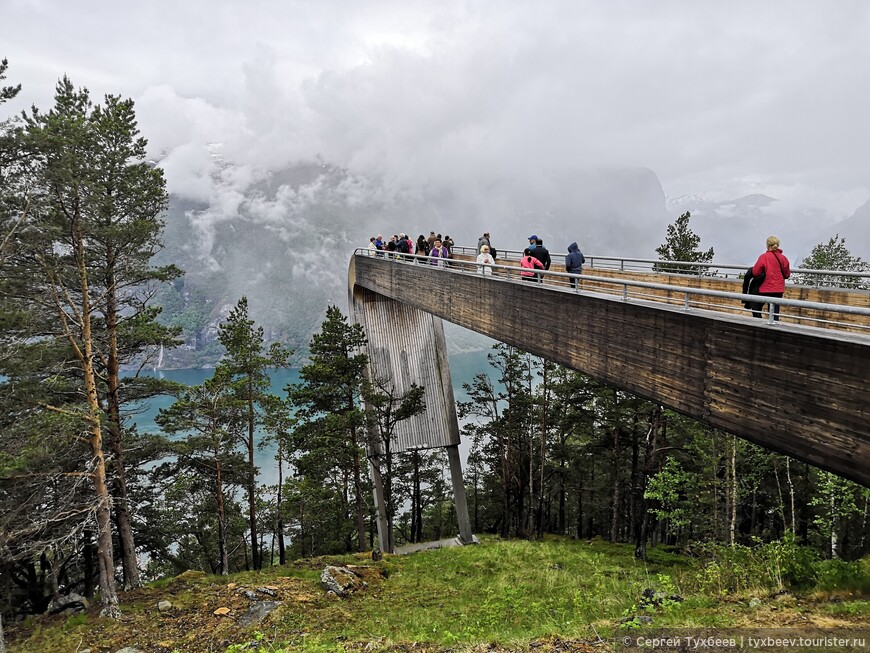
[288, 306, 370, 552]
[2, 76, 178, 614]
[363, 378, 425, 552]
[655, 211, 714, 274]
[86, 92, 181, 590]
[156, 367, 246, 575]
[217, 297, 290, 570]
[1, 58, 25, 269]
[458, 344, 536, 538]
[261, 394, 296, 565]
[3, 78, 122, 617]
[793, 235, 869, 290]
[0, 59, 20, 104]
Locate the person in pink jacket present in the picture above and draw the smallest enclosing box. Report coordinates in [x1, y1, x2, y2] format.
[520, 248, 545, 282]
[750, 235, 791, 321]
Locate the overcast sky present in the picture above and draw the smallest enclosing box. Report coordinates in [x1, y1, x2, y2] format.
[3, 0, 869, 213]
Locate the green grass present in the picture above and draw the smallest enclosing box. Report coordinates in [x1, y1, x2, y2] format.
[8, 536, 870, 653]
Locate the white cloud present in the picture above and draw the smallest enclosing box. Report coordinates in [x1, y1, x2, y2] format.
[3, 0, 868, 215]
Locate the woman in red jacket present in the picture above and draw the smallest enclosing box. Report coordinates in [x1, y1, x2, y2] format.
[751, 235, 791, 321]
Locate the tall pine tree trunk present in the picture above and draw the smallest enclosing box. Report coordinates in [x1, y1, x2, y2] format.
[216, 460, 229, 575]
[786, 457, 796, 533]
[103, 246, 140, 589]
[83, 529, 96, 599]
[729, 435, 737, 546]
[630, 420, 640, 541]
[71, 219, 120, 618]
[610, 403, 621, 542]
[85, 338, 121, 618]
[860, 494, 868, 552]
[413, 452, 423, 542]
[500, 430, 510, 538]
[558, 437, 566, 535]
[276, 445, 286, 565]
[773, 459, 788, 533]
[536, 365, 549, 538]
[246, 382, 260, 569]
[350, 426, 367, 552]
[635, 407, 661, 560]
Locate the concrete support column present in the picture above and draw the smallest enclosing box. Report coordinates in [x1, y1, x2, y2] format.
[447, 444, 474, 544]
[368, 456, 391, 553]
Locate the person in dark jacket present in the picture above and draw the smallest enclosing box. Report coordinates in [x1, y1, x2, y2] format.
[530, 237, 551, 270]
[416, 235, 429, 257]
[742, 267, 765, 316]
[396, 233, 410, 256]
[750, 235, 791, 321]
[565, 242, 585, 289]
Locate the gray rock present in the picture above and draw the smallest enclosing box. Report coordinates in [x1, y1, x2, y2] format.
[620, 615, 654, 625]
[48, 592, 90, 615]
[236, 600, 282, 628]
[640, 588, 683, 607]
[116, 648, 145, 653]
[255, 586, 278, 597]
[157, 600, 172, 612]
[320, 565, 367, 597]
[749, 597, 763, 608]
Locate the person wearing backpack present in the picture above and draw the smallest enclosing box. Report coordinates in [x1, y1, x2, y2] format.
[750, 235, 791, 321]
[396, 232, 410, 258]
[416, 234, 429, 259]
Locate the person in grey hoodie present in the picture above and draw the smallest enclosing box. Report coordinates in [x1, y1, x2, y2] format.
[565, 242, 585, 289]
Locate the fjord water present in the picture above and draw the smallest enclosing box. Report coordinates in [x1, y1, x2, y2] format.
[127, 349, 493, 486]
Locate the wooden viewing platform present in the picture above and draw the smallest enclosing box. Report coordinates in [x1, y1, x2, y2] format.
[349, 252, 870, 488]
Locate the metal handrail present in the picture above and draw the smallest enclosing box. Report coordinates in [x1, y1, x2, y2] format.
[449, 246, 870, 288]
[354, 249, 870, 334]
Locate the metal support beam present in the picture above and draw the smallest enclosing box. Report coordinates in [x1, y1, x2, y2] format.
[447, 445, 474, 544]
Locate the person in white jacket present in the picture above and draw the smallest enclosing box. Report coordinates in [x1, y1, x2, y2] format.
[476, 245, 495, 275]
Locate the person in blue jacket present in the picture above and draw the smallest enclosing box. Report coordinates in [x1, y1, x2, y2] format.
[565, 242, 585, 289]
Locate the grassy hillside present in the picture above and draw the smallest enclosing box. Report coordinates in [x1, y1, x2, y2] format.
[8, 537, 869, 652]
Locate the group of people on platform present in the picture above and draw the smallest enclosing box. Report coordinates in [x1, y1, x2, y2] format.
[366, 229, 588, 283]
[367, 231, 455, 266]
[516, 234, 585, 288]
[365, 228, 791, 321]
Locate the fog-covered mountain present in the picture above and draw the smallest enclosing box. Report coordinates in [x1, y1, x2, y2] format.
[153, 161, 671, 365]
[153, 157, 868, 367]
[823, 199, 870, 261]
[668, 193, 870, 265]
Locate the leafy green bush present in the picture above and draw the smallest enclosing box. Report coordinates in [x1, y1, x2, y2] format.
[687, 533, 818, 593]
[813, 558, 870, 592]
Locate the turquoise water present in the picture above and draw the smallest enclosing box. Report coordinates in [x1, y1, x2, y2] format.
[126, 350, 493, 485]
